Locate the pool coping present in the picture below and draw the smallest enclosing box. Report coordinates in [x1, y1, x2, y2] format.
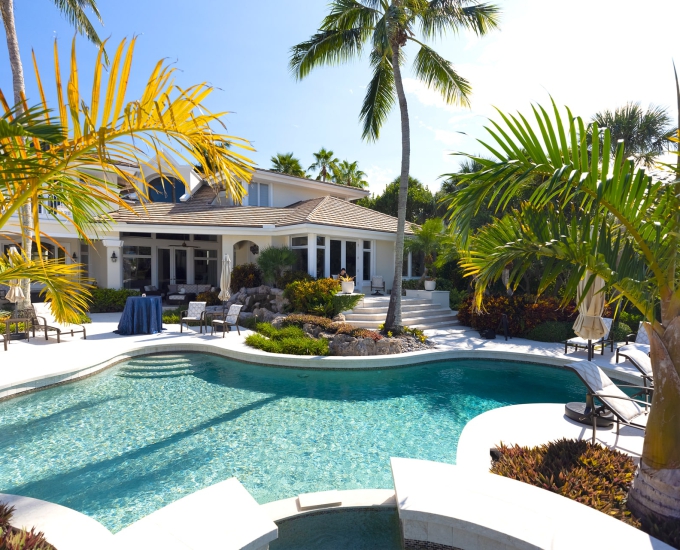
[1, 337, 641, 401]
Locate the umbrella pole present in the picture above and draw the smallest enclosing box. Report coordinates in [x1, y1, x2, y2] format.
[588, 339, 592, 361]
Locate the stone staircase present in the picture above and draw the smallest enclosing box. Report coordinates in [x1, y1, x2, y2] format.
[343, 296, 459, 330]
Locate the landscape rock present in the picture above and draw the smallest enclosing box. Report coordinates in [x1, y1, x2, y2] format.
[332, 313, 346, 322]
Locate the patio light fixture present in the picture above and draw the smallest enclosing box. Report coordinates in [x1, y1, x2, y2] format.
[111, 252, 118, 263]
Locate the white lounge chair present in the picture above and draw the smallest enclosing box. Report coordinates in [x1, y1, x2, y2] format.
[564, 317, 614, 358]
[567, 361, 650, 443]
[616, 321, 650, 362]
[617, 347, 653, 389]
[180, 301, 207, 333]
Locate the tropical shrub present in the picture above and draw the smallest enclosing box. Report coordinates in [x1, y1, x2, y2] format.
[245, 322, 329, 356]
[256, 246, 297, 286]
[276, 270, 313, 289]
[284, 278, 341, 317]
[456, 295, 613, 336]
[0, 502, 55, 550]
[162, 307, 184, 324]
[618, 310, 644, 330]
[610, 322, 632, 343]
[88, 288, 140, 313]
[230, 263, 263, 293]
[282, 314, 333, 330]
[449, 289, 468, 310]
[196, 291, 221, 306]
[491, 440, 680, 548]
[524, 321, 574, 343]
[332, 293, 363, 316]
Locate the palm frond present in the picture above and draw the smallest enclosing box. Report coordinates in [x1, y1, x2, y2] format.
[360, 50, 396, 140]
[289, 28, 369, 80]
[411, 40, 471, 106]
[420, 0, 501, 38]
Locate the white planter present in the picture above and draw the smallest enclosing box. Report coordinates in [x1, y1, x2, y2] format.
[424, 280, 436, 291]
[341, 281, 355, 294]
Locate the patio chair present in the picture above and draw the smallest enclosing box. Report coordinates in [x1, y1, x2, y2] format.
[180, 301, 207, 334]
[370, 276, 385, 295]
[564, 317, 614, 358]
[567, 361, 651, 443]
[16, 305, 86, 343]
[210, 304, 243, 337]
[616, 321, 650, 362]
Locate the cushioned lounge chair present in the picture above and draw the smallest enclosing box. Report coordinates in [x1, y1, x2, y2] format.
[616, 321, 650, 362]
[210, 304, 243, 337]
[17, 305, 86, 343]
[180, 301, 207, 333]
[616, 347, 653, 389]
[564, 317, 614, 357]
[567, 361, 650, 443]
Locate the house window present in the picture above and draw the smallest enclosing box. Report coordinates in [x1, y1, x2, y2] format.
[80, 243, 89, 278]
[316, 237, 326, 279]
[148, 176, 184, 203]
[123, 246, 152, 290]
[193, 235, 218, 242]
[38, 195, 61, 214]
[248, 182, 271, 207]
[34, 243, 65, 263]
[194, 249, 218, 286]
[291, 236, 308, 273]
[363, 240, 371, 281]
[155, 233, 191, 241]
[121, 232, 151, 238]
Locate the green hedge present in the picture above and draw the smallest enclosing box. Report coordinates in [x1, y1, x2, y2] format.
[524, 321, 574, 342]
[88, 288, 140, 313]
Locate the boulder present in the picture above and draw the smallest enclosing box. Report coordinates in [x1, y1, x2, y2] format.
[332, 313, 346, 322]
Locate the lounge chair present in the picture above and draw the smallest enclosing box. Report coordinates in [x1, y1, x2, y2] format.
[564, 317, 614, 358]
[616, 347, 653, 388]
[180, 301, 207, 333]
[616, 321, 650, 362]
[18, 304, 86, 343]
[210, 304, 243, 337]
[567, 361, 651, 443]
[370, 276, 385, 295]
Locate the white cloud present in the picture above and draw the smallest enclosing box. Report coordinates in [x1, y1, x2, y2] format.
[403, 78, 464, 113]
[365, 165, 394, 195]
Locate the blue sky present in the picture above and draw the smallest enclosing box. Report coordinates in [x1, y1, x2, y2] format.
[3, 0, 679, 195]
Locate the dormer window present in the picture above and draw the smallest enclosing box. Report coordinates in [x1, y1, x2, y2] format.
[148, 176, 185, 203]
[247, 182, 270, 207]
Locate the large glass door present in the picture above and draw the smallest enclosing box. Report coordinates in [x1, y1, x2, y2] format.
[345, 241, 357, 279]
[157, 248, 187, 289]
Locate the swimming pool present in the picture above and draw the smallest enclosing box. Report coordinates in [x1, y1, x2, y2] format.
[0, 353, 586, 531]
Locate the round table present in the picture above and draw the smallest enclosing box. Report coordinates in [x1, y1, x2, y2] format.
[564, 402, 614, 428]
[117, 296, 163, 335]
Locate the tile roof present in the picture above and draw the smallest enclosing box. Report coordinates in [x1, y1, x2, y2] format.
[109, 195, 414, 235]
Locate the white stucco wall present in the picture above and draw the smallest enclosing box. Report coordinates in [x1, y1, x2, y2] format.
[375, 240, 395, 291]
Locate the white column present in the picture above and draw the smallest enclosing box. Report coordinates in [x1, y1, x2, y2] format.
[102, 239, 123, 289]
[341, 240, 346, 271]
[307, 233, 316, 278]
[324, 239, 330, 278]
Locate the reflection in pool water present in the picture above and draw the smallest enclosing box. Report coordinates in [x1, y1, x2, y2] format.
[0, 354, 585, 531]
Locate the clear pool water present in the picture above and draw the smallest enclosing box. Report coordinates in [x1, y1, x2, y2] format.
[0, 353, 586, 532]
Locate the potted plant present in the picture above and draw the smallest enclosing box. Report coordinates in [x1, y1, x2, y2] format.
[424, 277, 436, 291]
[339, 275, 355, 294]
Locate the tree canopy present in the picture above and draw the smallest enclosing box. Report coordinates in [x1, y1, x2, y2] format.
[358, 176, 435, 225]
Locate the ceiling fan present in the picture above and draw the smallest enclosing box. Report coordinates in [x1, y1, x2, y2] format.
[168, 240, 200, 249]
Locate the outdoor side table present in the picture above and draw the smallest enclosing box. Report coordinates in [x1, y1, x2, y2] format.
[117, 296, 163, 335]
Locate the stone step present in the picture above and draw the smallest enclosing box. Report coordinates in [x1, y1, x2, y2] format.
[344, 307, 452, 322]
[347, 303, 438, 314]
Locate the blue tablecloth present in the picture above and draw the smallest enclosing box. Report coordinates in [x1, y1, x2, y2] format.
[117, 296, 163, 335]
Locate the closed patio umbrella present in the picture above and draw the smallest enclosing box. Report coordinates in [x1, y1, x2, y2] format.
[572, 271, 607, 360]
[5, 247, 24, 306]
[218, 254, 232, 302]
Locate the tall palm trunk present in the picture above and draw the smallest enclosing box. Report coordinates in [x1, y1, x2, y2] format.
[0, 0, 32, 309]
[384, 38, 410, 331]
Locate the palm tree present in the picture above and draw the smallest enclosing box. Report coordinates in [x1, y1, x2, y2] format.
[591, 102, 675, 167]
[331, 159, 368, 188]
[445, 100, 680, 526]
[404, 217, 444, 278]
[309, 147, 339, 181]
[0, 38, 254, 323]
[271, 152, 307, 177]
[290, 0, 500, 331]
[0, 0, 103, 309]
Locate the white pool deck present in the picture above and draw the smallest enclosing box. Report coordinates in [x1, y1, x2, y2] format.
[0, 312, 657, 549]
